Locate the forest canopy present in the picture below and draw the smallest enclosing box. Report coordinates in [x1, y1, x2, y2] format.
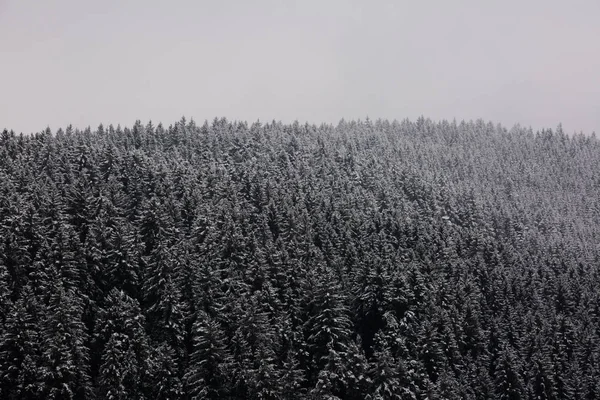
[1, 117, 599, 399]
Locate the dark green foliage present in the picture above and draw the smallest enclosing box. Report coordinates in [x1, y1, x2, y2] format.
[1, 117, 599, 398]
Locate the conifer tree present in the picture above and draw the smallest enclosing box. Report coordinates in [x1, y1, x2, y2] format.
[0, 286, 44, 399]
[95, 289, 152, 399]
[184, 312, 231, 399]
[39, 270, 92, 399]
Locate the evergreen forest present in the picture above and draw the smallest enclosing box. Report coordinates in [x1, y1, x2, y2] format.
[1, 117, 600, 399]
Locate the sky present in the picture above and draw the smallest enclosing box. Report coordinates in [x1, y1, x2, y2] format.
[1, 0, 599, 135]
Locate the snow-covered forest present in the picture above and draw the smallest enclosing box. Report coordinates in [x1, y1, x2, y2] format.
[1, 117, 599, 399]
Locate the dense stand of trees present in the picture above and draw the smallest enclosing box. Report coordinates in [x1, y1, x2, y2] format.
[0, 117, 599, 399]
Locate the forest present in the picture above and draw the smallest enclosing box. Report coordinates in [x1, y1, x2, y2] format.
[1, 117, 599, 399]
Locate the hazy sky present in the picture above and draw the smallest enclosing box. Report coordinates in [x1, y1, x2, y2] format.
[1, 0, 599, 134]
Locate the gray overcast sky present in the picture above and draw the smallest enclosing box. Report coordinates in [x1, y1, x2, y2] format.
[1, 0, 599, 134]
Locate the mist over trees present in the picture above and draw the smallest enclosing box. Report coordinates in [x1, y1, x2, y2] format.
[1, 117, 599, 399]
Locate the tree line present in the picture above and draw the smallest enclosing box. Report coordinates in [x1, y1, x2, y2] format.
[1, 117, 599, 399]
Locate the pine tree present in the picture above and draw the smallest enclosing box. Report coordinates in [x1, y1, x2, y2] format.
[225, 294, 283, 399]
[0, 286, 44, 399]
[367, 333, 405, 400]
[95, 289, 152, 399]
[141, 239, 185, 348]
[494, 345, 525, 400]
[0, 263, 11, 323]
[302, 267, 367, 398]
[527, 353, 557, 400]
[147, 343, 183, 400]
[98, 332, 140, 400]
[184, 312, 231, 399]
[277, 348, 306, 399]
[35, 268, 92, 399]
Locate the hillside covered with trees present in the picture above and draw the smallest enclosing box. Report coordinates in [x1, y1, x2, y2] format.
[1, 117, 599, 399]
